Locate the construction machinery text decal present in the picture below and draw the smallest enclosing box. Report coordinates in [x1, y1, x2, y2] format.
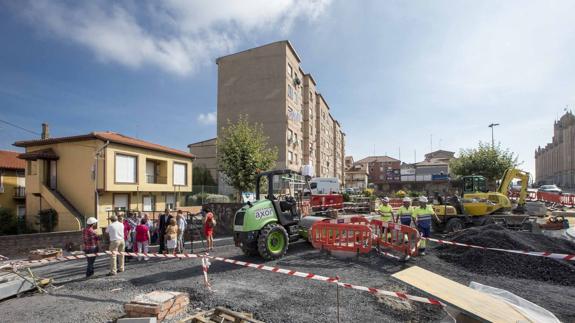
[255, 207, 274, 220]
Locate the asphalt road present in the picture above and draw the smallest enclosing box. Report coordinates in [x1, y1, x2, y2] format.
[0, 240, 573, 322]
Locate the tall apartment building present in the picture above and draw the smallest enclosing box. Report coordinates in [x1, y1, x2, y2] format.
[216, 41, 345, 184]
[535, 112, 575, 188]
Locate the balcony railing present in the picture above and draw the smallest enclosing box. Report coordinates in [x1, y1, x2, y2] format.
[146, 175, 167, 184]
[14, 186, 26, 198]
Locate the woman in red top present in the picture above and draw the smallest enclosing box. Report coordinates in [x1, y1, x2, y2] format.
[202, 206, 216, 252]
[135, 218, 150, 261]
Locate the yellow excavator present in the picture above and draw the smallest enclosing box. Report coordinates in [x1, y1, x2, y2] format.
[433, 167, 533, 232]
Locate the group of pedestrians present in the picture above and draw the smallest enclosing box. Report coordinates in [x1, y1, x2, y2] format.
[81, 206, 216, 278]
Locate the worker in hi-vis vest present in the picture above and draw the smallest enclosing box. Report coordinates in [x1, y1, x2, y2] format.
[396, 197, 414, 226]
[412, 196, 435, 255]
[377, 196, 394, 222]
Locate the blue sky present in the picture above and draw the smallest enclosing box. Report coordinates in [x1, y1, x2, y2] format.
[1, 1, 574, 175]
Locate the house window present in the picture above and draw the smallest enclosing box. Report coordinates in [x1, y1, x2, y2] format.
[146, 160, 157, 183]
[288, 151, 293, 163]
[165, 193, 176, 210]
[295, 153, 298, 164]
[143, 195, 156, 212]
[287, 63, 293, 78]
[115, 154, 137, 183]
[173, 162, 187, 186]
[294, 133, 298, 144]
[17, 205, 26, 219]
[16, 171, 25, 187]
[113, 194, 129, 211]
[287, 129, 293, 141]
[288, 85, 294, 100]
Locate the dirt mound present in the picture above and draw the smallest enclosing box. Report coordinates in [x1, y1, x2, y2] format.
[434, 224, 575, 285]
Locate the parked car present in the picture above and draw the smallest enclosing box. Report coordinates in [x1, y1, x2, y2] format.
[538, 184, 562, 194]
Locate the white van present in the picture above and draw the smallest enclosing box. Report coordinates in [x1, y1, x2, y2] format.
[309, 177, 340, 195]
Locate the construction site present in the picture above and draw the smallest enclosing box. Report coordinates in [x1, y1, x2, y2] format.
[1, 168, 574, 323]
[2, 2, 575, 322]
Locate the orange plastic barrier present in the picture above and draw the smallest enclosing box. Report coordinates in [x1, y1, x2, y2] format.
[310, 222, 372, 253]
[310, 194, 344, 210]
[369, 219, 420, 258]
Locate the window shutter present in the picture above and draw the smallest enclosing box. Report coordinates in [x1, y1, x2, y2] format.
[173, 163, 186, 186]
[115, 155, 136, 183]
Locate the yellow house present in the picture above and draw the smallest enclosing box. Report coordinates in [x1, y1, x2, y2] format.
[0, 150, 26, 221]
[14, 131, 194, 231]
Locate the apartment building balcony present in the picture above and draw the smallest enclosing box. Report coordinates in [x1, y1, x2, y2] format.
[146, 175, 167, 184]
[13, 186, 26, 199]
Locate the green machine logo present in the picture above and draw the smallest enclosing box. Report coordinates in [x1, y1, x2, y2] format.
[255, 207, 274, 220]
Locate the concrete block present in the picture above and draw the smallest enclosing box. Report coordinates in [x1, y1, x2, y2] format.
[117, 318, 157, 323]
[125, 291, 188, 321]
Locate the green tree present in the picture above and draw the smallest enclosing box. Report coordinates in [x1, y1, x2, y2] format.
[192, 165, 217, 186]
[218, 116, 278, 200]
[0, 207, 18, 235]
[450, 142, 518, 186]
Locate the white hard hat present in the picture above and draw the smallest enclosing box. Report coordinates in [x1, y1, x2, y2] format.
[382, 197, 390, 202]
[86, 217, 98, 225]
[419, 196, 428, 203]
[402, 197, 412, 202]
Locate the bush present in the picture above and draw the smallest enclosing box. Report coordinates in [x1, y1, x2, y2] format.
[395, 190, 407, 198]
[0, 207, 18, 235]
[37, 209, 58, 232]
[205, 194, 231, 203]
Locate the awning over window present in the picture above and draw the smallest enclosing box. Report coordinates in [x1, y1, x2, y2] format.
[18, 148, 59, 161]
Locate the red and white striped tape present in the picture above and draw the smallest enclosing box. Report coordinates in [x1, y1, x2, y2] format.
[201, 255, 212, 291]
[5, 250, 444, 307]
[425, 237, 575, 261]
[206, 255, 444, 306]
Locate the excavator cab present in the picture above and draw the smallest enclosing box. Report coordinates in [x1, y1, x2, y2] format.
[462, 175, 488, 194]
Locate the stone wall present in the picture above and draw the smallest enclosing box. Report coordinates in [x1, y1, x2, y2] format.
[0, 231, 83, 258]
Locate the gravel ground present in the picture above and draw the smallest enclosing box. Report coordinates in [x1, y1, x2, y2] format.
[1, 230, 574, 322]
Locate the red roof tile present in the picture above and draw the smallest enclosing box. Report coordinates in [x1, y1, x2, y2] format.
[0, 150, 26, 170]
[13, 132, 194, 159]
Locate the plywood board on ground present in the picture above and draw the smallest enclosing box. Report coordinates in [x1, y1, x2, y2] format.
[392, 266, 529, 323]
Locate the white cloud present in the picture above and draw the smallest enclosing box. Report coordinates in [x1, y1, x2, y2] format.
[197, 112, 217, 125]
[12, 0, 331, 76]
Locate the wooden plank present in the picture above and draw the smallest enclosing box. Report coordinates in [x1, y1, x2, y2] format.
[392, 266, 529, 323]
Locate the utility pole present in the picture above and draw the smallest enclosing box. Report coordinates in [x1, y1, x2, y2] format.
[488, 123, 500, 149]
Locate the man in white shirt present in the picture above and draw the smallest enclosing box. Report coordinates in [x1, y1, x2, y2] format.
[106, 214, 125, 275]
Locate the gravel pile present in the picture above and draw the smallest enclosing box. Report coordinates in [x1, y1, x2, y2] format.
[435, 224, 575, 285]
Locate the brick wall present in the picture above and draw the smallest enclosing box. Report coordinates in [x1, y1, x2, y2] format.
[0, 230, 83, 258]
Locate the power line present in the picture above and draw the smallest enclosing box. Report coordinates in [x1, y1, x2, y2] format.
[0, 119, 40, 136]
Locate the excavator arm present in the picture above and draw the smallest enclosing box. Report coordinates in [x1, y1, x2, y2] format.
[497, 168, 530, 206]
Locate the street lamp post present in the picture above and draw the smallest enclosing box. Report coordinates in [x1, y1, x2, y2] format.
[488, 123, 500, 149]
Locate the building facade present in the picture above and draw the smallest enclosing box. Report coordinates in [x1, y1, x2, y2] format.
[216, 41, 345, 184]
[0, 150, 26, 222]
[401, 150, 454, 182]
[14, 130, 193, 232]
[344, 156, 368, 190]
[354, 156, 401, 191]
[187, 138, 218, 184]
[535, 112, 575, 188]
